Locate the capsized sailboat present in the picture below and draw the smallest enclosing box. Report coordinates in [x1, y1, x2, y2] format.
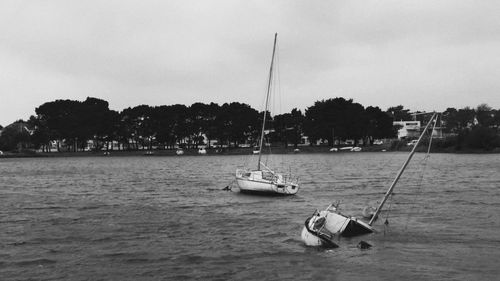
[235, 33, 299, 195]
[301, 112, 439, 247]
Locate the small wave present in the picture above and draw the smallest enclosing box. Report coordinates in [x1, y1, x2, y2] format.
[0, 219, 30, 224]
[22, 206, 67, 210]
[77, 205, 105, 211]
[125, 258, 150, 264]
[282, 237, 298, 244]
[91, 236, 114, 242]
[14, 258, 56, 266]
[101, 252, 128, 258]
[262, 231, 288, 238]
[174, 254, 206, 263]
[206, 187, 231, 192]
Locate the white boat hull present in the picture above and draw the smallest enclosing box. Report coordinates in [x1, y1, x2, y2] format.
[321, 211, 373, 237]
[235, 169, 299, 195]
[301, 206, 374, 247]
[236, 177, 298, 195]
[300, 218, 338, 248]
[301, 225, 324, 247]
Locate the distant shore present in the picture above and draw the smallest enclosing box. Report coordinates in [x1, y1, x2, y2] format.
[1, 144, 498, 158]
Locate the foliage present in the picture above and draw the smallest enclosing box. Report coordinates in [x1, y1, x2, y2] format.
[272, 108, 304, 148]
[0, 121, 32, 151]
[304, 98, 394, 146]
[440, 104, 500, 151]
[3, 97, 499, 152]
[386, 105, 413, 121]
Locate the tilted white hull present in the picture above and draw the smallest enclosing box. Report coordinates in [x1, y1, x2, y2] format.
[320, 210, 373, 237]
[301, 206, 374, 247]
[300, 217, 338, 248]
[301, 226, 323, 247]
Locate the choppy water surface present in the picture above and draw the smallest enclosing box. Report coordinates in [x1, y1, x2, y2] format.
[1, 152, 499, 280]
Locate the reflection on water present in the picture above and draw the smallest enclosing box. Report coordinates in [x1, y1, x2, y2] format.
[0, 153, 499, 280]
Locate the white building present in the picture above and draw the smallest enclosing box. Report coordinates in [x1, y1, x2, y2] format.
[393, 120, 421, 139]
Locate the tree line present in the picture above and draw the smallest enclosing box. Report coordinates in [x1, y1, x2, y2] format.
[0, 97, 499, 152]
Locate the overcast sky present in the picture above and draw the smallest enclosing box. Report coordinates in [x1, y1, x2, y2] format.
[1, 0, 500, 125]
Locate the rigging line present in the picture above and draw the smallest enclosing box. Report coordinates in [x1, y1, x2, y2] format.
[275, 40, 282, 116]
[264, 135, 272, 167]
[274, 47, 287, 169]
[404, 125, 435, 230]
[383, 193, 394, 236]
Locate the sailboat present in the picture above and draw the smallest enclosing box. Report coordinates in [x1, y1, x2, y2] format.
[301, 112, 438, 247]
[235, 33, 300, 196]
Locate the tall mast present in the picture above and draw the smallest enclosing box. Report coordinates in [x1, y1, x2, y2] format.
[368, 112, 437, 225]
[257, 33, 278, 170]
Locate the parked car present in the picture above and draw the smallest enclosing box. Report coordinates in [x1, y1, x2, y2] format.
[407, 139, 418, 146]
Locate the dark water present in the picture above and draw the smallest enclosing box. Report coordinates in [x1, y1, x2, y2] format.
[1, 153, 499, 280]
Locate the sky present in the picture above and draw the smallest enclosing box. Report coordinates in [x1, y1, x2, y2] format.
[1, 0, 500, 126]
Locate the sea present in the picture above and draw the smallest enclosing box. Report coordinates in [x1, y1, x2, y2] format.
[0, 152, 499, 280]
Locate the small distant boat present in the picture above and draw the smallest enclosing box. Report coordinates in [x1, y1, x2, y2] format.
[301, 113, 439, 247]
[294, 148, 300, 153]
[407, 139, 418, 146]
[339, 146, 353, 151]
[235, 33, 299, 196]
[144, 151, 154, 156]
[351, 147, 362, 152]
[176, 149, 184, 155]
[329, 147, 338, 152]
[198, 148, 207, 155]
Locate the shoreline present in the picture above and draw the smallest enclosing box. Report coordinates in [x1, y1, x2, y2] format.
[1, 144, 498, 158]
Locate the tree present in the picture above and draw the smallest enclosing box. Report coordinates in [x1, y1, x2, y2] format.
[475, 104, 494, 127]
[215, 102, 260, 147]
[28, 115, 51, 152]
[0, 120, 32, 151]
[463, 126, 500, 150]
[187, 102, 220, 148]
[272, 108, 304, 148]
[386, 105, 412, 121]
[442, 107, 476, 134]
[120, 105, 156, 150]
[364, 106, 396, 145]
[304, 98, 366, 146]
[79, 97, 115, 151]
[35, 99, 83, 151]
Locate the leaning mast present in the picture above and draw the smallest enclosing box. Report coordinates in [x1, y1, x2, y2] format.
[368, 112, 437, 225]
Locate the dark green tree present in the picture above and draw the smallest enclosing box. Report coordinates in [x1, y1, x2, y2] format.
[386, 105, 413, 121]
[475, 104, 494, 127]
[304, 98, 366, 146]
[215, 102, 260, 147]
[0, 120, 32, 151]
[35, 99, 83, 151]
[272, 108, 304, 148]
[364, 106, 396, 145]
[442, 107, 476, 133]
[120, 105, 156, 150]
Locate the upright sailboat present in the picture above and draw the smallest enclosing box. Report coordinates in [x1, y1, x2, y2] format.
[235, 33, 299, 195]
[301, 112, 439, 247]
